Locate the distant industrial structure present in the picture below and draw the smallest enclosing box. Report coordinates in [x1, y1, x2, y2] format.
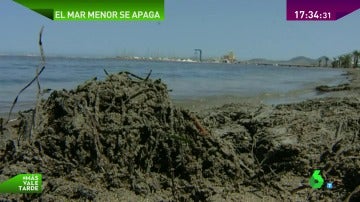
[192, 49, 238, 63]
[194, 49, 202, 62]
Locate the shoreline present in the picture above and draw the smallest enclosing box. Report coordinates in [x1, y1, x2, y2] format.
[1, 68, 357, 118]
[175, 68, 357, 111]
[318, 68, 360, 96]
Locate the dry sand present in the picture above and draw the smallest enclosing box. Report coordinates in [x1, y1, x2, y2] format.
[0, 69, 359, 201]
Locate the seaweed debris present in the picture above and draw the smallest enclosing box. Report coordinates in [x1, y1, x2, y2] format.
[1, 72, 244, 201]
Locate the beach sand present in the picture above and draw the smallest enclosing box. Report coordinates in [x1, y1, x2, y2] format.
[0, 69, 359, 201]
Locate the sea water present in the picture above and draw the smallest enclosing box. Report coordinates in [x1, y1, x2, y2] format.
[0, 55, 348, 113]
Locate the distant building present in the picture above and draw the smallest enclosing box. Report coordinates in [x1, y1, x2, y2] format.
[222, 51, 236, 63]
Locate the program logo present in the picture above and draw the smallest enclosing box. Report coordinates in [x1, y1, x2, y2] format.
[0, 174, 42, 194]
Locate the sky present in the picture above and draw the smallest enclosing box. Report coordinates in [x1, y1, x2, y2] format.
[0, 0, 359, 60]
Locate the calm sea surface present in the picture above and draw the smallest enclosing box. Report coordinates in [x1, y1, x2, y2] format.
[0, 55, 348, 113]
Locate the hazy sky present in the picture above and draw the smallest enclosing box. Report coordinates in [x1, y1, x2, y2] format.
[0, 0, 359, 60]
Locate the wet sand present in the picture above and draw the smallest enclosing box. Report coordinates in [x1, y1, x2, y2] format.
[0, 68, 359, 201]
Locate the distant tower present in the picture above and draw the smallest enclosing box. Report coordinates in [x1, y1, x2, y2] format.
[194, 49, 202, 62]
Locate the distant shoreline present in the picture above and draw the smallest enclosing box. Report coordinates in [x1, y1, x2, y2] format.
[1, 54, 357, 68]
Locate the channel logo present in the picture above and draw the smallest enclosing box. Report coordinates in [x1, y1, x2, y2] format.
[309, 170, 324, 189]
[309, 170, 334, 190]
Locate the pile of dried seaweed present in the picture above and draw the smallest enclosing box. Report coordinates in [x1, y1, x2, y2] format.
[201, 98, 360, 201]
[0, 72, 244, 201]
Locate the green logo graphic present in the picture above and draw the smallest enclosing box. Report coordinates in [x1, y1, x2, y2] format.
[13, 0, 164, 21]
[309, 170, 324, 189]
[0, 174, 42, 194]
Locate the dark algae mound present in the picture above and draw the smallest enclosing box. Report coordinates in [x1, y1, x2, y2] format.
[0, 72, 359, 201]
[0, 72, 244, 201]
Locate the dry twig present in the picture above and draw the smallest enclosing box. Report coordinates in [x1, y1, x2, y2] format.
[6, 26, 46, 124]
[345, 184, 360, 202]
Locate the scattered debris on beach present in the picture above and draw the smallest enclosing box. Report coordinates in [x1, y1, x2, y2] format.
[201, 97, 360, 201]
[0, 72, 359, 201]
